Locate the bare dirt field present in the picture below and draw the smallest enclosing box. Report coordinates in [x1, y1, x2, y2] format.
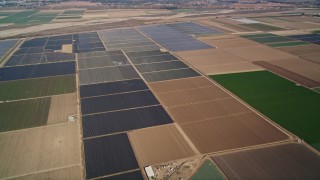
[155, 86, 230, 108]
[198, 36, 260, 49]
[17, 165, 82, 180]
[223, 45, 295, 62]
[274, 22, 320, 30]
[148, 76, 214, 94]
[268, 57, 320, 82]
[47, 93, 78, 125]
[181, 112, 289, 154]
[128, 124, 197, 167]
[166, 97, 251, 124]
[211, 19, 255, 32]
[212, 143, 320, 179]
[253, 61, 320, 88]
[301, 53, 320, 65]
[196, 20, 233, 33]
[176, 49, 263, 75]
[0, 122, 81, 179]
[276, 44, 320, 55]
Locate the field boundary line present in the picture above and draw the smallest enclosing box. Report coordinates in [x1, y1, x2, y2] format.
[81, 89, 149, 99]
[174, 123, 201, 155]
[79, 77, 140, 88]
[0, 39, 23, 67]
[82, 104, 161, 117]
[163, 97, 233, 109]
[155, 85, 219, 95]
[141, 67, 191, 74]
[2, 164, 81, 180]
[78, 63, 133, 71]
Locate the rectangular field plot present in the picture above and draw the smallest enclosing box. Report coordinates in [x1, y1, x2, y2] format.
[167, 22, 222, 36]
[139, 24, 213, 51]
[0, 10, 38, 25]
[126, 50, 170, 58]
[0, 123, 81, 179]
[156, 86, 230, 107]
[0, 39, 18, 61]
[80, 79, 147, 98]
[16, 166, 82, 180]
[0, 74, 76, 101]
[78, 54, 129, 69]
[142, 68, 200, 82]
[47, 93, 77, 125]
[81, 90, 159, 115]
[0, 61, 75, 82]
[287, 33, 320, 45]
[240, 23, 284, 31]
[128, 124, 196, 167]
[135, 61, 189, 73]
[167, 98, 251, 124]
[181, 112, 288, 153]
[14, 47, 53, 55]
[128, 54, 178, 65]
[78, 50, 123, 59]
[79, 65, 139, 85]
[73, 33, 105, 53]
[99, 28, 160, 53]
[0, 97, 50, 132]
[84, 133, 139, 179]
[148, 76, 215, 94]
[212, 143, 320, 179]
[20, 37, 48, 48]
[211, 71, 320, 147]
[99, 170, 143, 180]
[82, 105, 173, 138]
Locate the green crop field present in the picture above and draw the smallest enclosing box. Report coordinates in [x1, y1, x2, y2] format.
[210, 71, 320, 148]
[241, 33, 277, 38]
[0, 75, 76, 101]
[0, 97, 50, 132]
[191, 160, 226, 180]
[250, 36, 294, 44]
[0, 10, 38, 24]
[241, 23, 283, 31]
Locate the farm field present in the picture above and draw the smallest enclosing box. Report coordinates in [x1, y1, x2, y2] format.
[190, 160, 226, 180]
[0, 75, 76, 101]
[211, 71, 320, 147]
[0, 123, 81, 179]
[1, 8, 320, 180]
[128, 124, 197, 167]
[212, 143, 320, 179]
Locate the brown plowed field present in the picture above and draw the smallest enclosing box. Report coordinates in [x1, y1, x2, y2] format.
[301, 53, 320, 65]
[223, 45, 295, 62]
[180, 112, 288, 153]
[156, 86, 230, 107]
[253, 61, 320, 88]
[196, 20, 233, 33]
[269, 57, 320, 82]
[176, 49, 263, 75]
[274, 22, 320, 29]
[212, 143, 320, 179]
[17, 165, 82, 180]
[199, 62, 263, 75]
[148, 77, 214, 94]
[166, 98, 251, 124]
[211, 19, 254, 32]
[199, 36, 260, 49]
[47, 93, 78, 125]
[277, 44, 320, 55]
[128, 124, 196, 167]
[0, 123, 81, 179]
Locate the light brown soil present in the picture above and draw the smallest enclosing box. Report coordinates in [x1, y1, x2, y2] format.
[223, 45, 295, 62]
[155, 86, 230, 108]
[148, 76, 214, 94]
[47, 93, 77, 125]
[176, 49, 263, 75]
[200, 62, 263, 75]
[268, 57, 320, 82]
[273, 22, 320, 30]
[181, 112, 289, 154]
[196, 20, 233, 33]
[128, 124, 197, 167]
[0, 123, 81, 179]
[212, 143, 320, 179]
[253, 61, 320, 88]
[61, 44, 73, 53]
[301, 53, 320, 65]
[199, 36, 260, 49]
[211, 19, 255, 32]
[17, 165, 82, 180]
[166, 97, 251, 124]
[276, 44, 320, 56]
